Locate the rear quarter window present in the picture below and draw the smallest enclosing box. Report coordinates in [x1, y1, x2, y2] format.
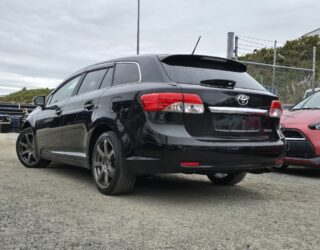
[113, 63, 140, 86]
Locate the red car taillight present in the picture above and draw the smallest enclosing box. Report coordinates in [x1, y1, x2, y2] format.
[140, 93, 204, 114]
[269, 100, 282, 118]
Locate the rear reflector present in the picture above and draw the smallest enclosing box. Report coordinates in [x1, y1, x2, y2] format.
[140, 93, 204, 114]
[269, 100, 282, 118]
[275, 158, 284, 165]
[180, 161, 200, 167]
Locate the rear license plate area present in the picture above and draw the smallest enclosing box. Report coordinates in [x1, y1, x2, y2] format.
[212, 114, 261, 132]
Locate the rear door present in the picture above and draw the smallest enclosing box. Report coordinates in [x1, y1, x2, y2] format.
[160, 55, 279, 141]
[61, 65, 114, 155]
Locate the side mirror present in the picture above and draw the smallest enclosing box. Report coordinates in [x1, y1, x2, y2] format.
[33, 96, 46, 107]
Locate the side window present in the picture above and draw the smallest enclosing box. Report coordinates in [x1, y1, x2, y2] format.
[50, 75, 81, 104]
[77, 69, 107, 95]
[100, 67, 114, 89]
[113, 63, 140, 86]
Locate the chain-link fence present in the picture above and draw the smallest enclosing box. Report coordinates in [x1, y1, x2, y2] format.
[228, 33, 317, 104]
[239, 61, 315, 104]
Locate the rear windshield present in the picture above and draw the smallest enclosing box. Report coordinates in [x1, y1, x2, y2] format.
[161, 63, 266, 91]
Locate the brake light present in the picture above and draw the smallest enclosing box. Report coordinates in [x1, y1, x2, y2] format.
[269, 100, 282, 118]
[140, 93, 204, 114]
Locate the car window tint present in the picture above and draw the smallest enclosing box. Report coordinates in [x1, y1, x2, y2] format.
[113, 63, 140, 86]
[77, 69, 107, 95]
[161, 63, 266, 91]
[50, 76, 81, 104]
[100, 67, 114, 89]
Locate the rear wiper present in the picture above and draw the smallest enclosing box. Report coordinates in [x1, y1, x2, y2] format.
[200, 79, 236, 89]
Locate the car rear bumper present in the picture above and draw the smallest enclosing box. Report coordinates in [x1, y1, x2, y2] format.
[125, 139, 285, 175]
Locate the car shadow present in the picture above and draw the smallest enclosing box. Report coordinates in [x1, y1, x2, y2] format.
[273, 166, 320, 179]
[45, 162, 94, 186]
[43, 163, 268, 203]
[129, 174, 268, 204]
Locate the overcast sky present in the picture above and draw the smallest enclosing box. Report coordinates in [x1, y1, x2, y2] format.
[0, 0, 319, 95]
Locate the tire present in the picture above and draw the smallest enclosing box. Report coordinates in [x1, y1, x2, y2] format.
[16, 127, 51, 168]
[207, 172, 247, 186]
[91, 131, 136, 195]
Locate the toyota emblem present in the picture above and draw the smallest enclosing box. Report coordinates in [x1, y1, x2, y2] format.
[236, 94, 249, 106]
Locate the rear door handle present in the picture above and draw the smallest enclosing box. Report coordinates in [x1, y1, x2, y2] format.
[55, 107, 62, 115]
[84, 101, 95, 110]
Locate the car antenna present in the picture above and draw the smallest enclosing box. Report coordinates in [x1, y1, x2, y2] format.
[191, 35, 201, 55]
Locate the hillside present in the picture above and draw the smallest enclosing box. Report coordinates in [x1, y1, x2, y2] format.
[239, 35, 320, 78]
[0, 88, 52, 104]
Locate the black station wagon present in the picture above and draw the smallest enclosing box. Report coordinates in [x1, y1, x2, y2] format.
[16, 54, 285, 195]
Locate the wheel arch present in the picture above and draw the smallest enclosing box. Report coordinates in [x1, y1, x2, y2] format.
[87, 123, 114, 167]
[87, 118, 134, 169]
[21, 114, 37, 131]
[22, 121, 32, 130]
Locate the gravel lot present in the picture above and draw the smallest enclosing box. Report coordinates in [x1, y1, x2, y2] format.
[1, 133, 320, 249]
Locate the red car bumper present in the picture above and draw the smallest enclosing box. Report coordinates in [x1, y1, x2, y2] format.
[282, 124, 320, 167]
[285, 156, 320, 167]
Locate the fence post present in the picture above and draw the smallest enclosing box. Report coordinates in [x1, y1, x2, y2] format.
[137, 0, 140, 55]
[272, 40, 277, 91]
[234, 36, 239, 60]
[312, 46, 316, 93]
[227, 32, 234, 59]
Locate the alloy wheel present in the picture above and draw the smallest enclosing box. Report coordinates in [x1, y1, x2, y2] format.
[17, 132, 38, 164]
[92, 138, 116, 188]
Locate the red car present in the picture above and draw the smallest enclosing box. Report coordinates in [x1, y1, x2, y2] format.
[280, 91, 320, 169]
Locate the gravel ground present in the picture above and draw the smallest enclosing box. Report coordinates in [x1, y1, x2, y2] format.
[0, 133, 320, 250]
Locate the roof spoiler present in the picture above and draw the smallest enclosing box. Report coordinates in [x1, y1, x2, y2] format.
[159, 54, 246, 73]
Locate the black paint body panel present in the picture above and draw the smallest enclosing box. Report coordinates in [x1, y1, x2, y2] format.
[22, 54, 285, 175]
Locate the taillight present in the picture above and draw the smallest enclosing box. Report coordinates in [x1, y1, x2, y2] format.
[140, 93, 204, 114]
[269, 100, 282, 118]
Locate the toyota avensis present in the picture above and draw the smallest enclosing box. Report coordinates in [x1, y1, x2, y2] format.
[16, 54, 285, 195]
